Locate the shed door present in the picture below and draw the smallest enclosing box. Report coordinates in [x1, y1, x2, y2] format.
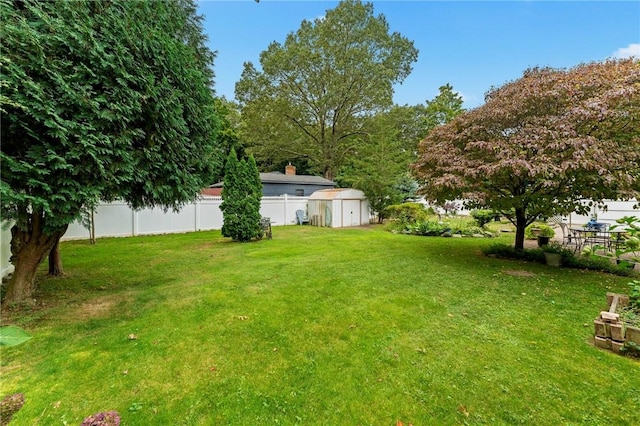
[342, 200, 361, 227]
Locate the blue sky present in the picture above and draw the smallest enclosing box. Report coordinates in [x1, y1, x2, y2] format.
[197, 1, 640, 109]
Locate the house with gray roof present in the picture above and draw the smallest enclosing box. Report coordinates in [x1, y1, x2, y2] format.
[208, 164, 336, 197]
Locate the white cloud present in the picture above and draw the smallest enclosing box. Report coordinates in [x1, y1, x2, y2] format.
[612, 43, 640, 59]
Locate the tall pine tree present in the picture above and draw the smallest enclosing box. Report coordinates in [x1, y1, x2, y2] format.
[220, 150, 262, 241]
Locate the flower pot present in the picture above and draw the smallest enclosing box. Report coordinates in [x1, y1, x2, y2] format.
[537, 236, 550, 247]
[544, 252, 562, 267]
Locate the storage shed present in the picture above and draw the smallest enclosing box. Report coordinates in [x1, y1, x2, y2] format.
[307, 189, 369, 228]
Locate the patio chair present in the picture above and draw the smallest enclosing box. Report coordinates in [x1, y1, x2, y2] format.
[558, 223, 578, 247]
[295, 209, 309, 225]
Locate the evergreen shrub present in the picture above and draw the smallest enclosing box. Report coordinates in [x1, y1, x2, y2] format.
[220, 150, 263, 242]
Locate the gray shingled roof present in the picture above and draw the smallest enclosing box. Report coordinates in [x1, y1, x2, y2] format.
[210, 172, 335, 188]
[258, 172, 335, 185]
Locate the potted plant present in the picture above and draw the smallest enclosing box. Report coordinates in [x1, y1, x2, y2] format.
[525, 222, 555, 246]
[536, 224, 555, 247]
[542, 242, 564, 267]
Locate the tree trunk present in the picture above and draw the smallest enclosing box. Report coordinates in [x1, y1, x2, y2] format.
[323, 166, 334, 181]
[48, 237, 64, 276]
[514, 207, 527, 251]
[2, 216, 68, 309]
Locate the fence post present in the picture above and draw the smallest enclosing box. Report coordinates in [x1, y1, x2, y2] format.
[195, 198, 201, 231]
[132, 207, 138, 237]
[283, 194, 288, 226]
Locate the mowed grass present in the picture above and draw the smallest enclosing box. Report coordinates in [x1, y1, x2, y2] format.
[1, 225, 638, 425]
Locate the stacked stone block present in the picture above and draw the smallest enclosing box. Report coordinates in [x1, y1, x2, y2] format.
[594, 292, 640, 354]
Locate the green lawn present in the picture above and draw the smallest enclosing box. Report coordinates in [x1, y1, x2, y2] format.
[1, 226, 638, 425]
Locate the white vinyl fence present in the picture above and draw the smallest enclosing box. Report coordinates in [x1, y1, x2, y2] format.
[62, 195, 309, 240]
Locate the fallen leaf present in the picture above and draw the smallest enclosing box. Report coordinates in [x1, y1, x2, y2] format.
[122, 370, 128, 375]
[458, 404, 470, 417]
[127, 334, 138, 340]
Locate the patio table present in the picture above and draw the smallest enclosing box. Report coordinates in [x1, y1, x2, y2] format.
[570, 227, 626, 251]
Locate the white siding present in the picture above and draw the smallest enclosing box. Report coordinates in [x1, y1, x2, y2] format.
[564, 199, 639, 226]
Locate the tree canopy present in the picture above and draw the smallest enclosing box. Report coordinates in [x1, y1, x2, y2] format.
[414, 59, 640, 249]
[235, 0, 418, 180]
[339, 86, 465, 221]
[1, 0, 221, 306]
[213, 97, 244, 182]
[422, 84, 465, 134]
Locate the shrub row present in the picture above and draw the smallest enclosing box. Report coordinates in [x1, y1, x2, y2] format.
[390, 220, 496, 238]
[482, 243, 638, 277]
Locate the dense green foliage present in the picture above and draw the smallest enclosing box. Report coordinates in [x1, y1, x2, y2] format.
[386, 213, 495, 238]
[525, 223, 556, 239]
[470, 209, 497, 228]
[1, 0, 220, 223]
[385, 202, 430, 224]
[336, 111, 411, 222]
[220, 150, 263, 242]
[1, 0, 220, 305]
[629, 280, 640, 310]
[1, 227, 638, 423]
[212, 97, 245, 182]
[236, 0, 418, 180]
[421, 83, 465, 132]
[339, 85, 463, 222]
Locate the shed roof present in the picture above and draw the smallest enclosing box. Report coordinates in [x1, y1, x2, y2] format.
[308, 188, 366, 200]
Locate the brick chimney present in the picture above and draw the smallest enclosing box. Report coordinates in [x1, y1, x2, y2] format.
[285, 163, 296, 175]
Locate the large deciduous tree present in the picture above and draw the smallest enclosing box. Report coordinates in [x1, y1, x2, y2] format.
[235, 0, 418, 180]
[1, 0, 221, 307]
[414, 59, 640, 250]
